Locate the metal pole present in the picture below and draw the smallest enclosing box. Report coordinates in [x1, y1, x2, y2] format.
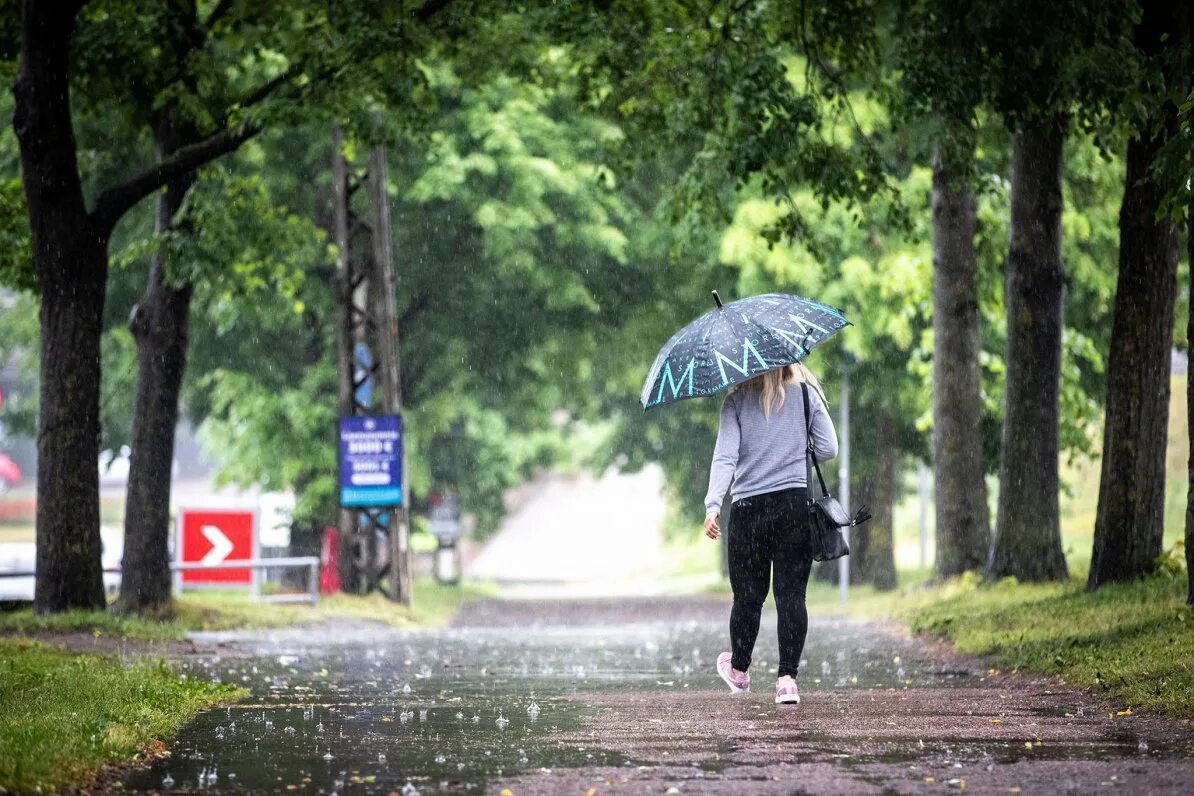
[838, 368, 850, 604]
[331, 126, 359, 594]
[368, 145, 411, 607]
[918, 460, 931, 569]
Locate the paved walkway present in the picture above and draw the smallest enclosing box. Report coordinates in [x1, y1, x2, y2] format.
[467, 466, 669, 596]
[115, 597, 1194, 795]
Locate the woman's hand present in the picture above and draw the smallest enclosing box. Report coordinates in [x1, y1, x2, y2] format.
[704, 511, 721, 540]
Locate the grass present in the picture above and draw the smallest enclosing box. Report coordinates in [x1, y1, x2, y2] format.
[0, 578, 496, 642]
[0, 579, 490, 791]
[903, 569, 1194, 719]
[0, 637, 243, 793]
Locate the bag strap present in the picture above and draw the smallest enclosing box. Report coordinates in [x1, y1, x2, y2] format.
[801, 382, 830, 499]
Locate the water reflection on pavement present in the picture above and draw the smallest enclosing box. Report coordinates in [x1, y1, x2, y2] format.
[123, 598, 945, 794]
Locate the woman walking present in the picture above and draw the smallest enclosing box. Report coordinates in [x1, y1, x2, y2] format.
[703, 361, 838, 705]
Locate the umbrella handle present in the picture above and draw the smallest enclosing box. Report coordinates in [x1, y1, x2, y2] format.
[712, 290, 723, 309]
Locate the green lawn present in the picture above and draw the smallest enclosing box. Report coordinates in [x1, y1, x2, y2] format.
[0, 578, 495, 642]
[0, 637, 243, 793]
[903, 570, 1194, 718]
[0, 578, 491, 792]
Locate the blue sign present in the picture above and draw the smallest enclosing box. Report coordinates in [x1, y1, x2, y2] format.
[339, 415, 402, 507]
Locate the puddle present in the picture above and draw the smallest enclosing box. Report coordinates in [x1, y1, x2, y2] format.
[121, 614, 982, 793]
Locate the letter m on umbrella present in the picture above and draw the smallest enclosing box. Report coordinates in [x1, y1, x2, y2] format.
[655, 357, 696, 404]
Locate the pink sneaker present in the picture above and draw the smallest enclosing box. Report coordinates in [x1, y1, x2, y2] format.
[717, 652, 750, 694]
[775, 676, 800, 705]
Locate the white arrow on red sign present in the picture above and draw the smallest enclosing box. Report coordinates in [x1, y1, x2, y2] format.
[200, 524, 235, 565]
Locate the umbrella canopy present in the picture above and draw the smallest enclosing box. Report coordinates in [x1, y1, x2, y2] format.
[640, 292, 849, 410]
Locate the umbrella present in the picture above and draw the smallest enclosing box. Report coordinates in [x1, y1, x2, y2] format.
[640, 291, 849, 410]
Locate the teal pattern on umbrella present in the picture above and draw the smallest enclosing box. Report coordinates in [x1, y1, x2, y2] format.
[641, 292, 850, 410]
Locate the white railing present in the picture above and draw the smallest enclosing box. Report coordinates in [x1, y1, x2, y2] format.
[0, 556, 321, 605]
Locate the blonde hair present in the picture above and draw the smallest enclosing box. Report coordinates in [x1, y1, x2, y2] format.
[741, 362, 826, 419]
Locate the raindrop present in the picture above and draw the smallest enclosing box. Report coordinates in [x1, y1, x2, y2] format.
[323, 752, 334, 761]
[403, 683, 412, 694]
[419, 709, 428, 722]
[526, 700, 540, 718]
[472, 714, 480, 724]
[379, 753, 386, 763]
[401, 782, 420, 796]
[435, 753, 447, 764]
[161, 773, 175, 789]
[496, 712, 509, 730]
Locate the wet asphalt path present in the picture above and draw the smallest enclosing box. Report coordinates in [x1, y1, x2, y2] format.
[121, 597, 1194, 795]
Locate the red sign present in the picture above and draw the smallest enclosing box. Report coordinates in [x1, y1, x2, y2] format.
[179, 509, 256, 585]
[320, 526, 341, 595]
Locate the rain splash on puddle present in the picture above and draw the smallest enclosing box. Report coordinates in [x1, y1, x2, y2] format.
[121, 615, 970, 793]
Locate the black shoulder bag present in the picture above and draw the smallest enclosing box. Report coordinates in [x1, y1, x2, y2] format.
[801, 382, 871, 562]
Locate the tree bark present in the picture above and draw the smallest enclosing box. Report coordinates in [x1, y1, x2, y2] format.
[1187, 197, 1193, 607]
[931, 143, 990, 577]
[13, 0, 108, 611]
[118, 122, 197, 614]
[850, 470, 875, 585]
[1088, 0, 1187, 590]
[987, 122, 1068, 582]
[868, 411, 899, 591]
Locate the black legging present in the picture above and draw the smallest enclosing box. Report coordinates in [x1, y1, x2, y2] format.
[728, 487, 813, 679]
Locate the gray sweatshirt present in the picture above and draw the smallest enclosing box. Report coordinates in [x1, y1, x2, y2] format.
[704, 381, 839, 514]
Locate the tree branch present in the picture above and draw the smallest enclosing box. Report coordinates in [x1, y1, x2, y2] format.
[91, 125, 255, 234]
[241, 70, 292, 108]
[90, 68, 296, 232]
[203, 0, 236, 30]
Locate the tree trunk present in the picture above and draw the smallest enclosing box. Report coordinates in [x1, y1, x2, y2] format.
[33, 262, 109, 611]
[1187, 197, 1193, 607]
[850, 469, 875, 585]
[118, 125, 196, 613]
[13, 0, 107, 611]
[868, 411, 899, 591]
[987, 122, 1068, 582]
[931, 143, 990, 577]
[1088, 0, 1188, 590]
